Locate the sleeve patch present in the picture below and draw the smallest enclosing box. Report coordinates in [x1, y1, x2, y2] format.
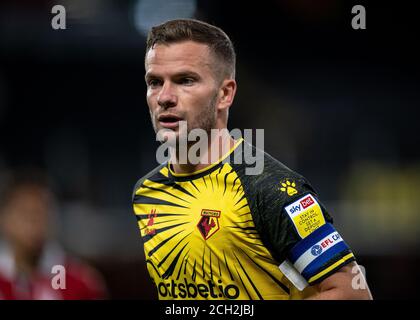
[284, 193, 326, 239]
[288, 223, 355, 284]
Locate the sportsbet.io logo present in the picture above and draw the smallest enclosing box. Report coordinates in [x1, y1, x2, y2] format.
[156, 279, 240, 299]
[311, 245, 323, 256]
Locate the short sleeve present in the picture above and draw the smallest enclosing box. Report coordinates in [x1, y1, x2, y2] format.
[258, 174, 355, 285]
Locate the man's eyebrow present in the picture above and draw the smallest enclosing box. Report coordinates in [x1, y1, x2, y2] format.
[145, 72, 159, 81]
[145, 71, 201, 81]
[172, 71, 201, 78]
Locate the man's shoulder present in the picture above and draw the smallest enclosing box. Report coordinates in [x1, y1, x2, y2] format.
[232, 142, 314, 216]
[132, 163, 167, 200]
[237, 141, 306, 190]
[263, 150, 303, 181]
[260, 150, 318, 208]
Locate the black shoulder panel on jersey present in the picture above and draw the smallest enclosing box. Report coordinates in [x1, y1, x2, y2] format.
[232, 141, 332, 263]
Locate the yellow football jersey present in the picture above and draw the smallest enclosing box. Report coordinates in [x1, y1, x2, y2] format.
[132, 139, 355, 300]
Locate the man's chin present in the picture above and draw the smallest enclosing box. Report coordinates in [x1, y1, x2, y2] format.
[156, 124, 190, 143]
[156, 127, 179, 146]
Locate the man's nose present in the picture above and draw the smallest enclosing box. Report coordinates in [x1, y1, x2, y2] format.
[157, 83, 177, 109]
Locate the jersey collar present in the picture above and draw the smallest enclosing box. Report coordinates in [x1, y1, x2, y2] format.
[167, 138, 244, 181]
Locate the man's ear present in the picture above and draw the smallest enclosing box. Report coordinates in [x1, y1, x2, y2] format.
[217, 79, 237, 111]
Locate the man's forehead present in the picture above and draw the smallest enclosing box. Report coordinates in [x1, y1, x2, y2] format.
[145, 41, 214, 72]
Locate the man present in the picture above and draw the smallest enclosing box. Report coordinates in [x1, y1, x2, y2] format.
[0, 170, 107, 299]
[132, 19, 372, 300]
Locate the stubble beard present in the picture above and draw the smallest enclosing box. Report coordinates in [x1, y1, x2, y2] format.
[150, 92, 218, 145]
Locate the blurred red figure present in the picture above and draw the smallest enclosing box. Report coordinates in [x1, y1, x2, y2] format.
[0, 170, 107, 299]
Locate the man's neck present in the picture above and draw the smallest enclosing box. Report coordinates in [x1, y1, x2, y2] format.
[171, 130, 236, 175]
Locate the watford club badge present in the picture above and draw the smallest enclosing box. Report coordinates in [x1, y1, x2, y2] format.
[197, 209, 221, 240]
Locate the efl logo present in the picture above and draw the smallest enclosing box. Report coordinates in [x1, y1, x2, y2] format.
[300, 196, 314, 209]
[310, 232, 342, 257]
[311, 245, 323, 256]
[320, 233, 341, 249]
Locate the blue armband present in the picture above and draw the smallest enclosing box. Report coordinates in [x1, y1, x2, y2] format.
[288, 223, 355, 284]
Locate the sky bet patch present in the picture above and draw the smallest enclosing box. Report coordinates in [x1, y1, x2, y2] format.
[284, 194, 326, 239]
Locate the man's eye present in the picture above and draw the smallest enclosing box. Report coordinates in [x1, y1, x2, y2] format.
[180, 78, 195, 85]
[148, 79, 162, 87]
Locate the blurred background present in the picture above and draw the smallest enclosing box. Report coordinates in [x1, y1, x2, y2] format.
[0, 0, 418, 299]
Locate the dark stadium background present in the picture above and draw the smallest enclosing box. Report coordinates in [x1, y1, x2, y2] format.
[0, 0, 418, 299]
